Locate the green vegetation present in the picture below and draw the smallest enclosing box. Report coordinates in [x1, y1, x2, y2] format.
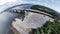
[29, 20, 60, 34]
[31, 5, 60, 20]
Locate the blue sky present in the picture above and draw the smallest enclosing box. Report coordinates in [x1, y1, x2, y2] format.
[0, 0, 60, 13]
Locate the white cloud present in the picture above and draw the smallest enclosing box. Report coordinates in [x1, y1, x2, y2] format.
[0, 0, 60, 13]
[0, 0, 16, 5]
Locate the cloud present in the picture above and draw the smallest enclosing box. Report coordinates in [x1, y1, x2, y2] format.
[0, 0, 16, 5]
[0, 0, 60, 13]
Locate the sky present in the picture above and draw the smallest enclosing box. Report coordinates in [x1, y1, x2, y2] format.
[0, 0, 16, 5]
[0, 0, 60, 13]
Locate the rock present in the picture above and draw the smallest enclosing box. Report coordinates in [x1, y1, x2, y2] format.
[12, 12, 53, 34]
